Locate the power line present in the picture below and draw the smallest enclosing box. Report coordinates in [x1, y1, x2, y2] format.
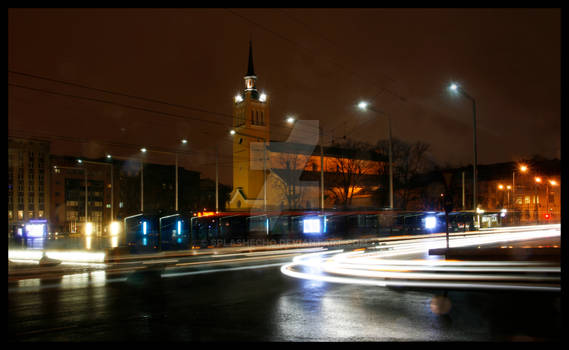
[226, 9, 408, 136]
[8, 70, 304, 142]
[8, 82, 228, 128]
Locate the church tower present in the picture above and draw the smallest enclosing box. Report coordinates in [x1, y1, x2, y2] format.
[229, 41, 270, 210]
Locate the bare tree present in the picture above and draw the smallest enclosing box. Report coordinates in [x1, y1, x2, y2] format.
[374, 138, 436, 210]
[273, 151, 311, 210]
[327, 139, 379, 207]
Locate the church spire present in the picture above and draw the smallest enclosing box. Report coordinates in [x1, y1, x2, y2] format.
[244, 40, 257, 91]
[246, 40, 256, 77]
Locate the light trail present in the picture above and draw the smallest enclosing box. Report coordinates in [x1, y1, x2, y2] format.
[281, 225, 561, 292]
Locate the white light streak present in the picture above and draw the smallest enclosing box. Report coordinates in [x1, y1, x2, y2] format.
[281, 225, 560, 292]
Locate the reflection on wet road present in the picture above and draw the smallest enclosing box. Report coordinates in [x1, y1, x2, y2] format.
[8, 225, 562, 341]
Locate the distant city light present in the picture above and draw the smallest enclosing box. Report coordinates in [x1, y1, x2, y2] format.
[106, 154, 112, 159]
[110, 221, 121, 236]
[549, 180, 557, 186]
[286, 116, 295, 124]
[498, 184, 504, 190]
[85, 222, 93, 237]
[230, 129, 236, 135]
[25, 223, 46, 238]
[519, 165, 528, 172]
[449, 83, 458, 91]
[259, 93, 267, 102]
[142, 221, 147, 235]
[77, 159, 83, 164]
[181, 139, 188, 144]
[534, 177, 542, 183]
[424, 216, 437, 230]
[234, 94, 243, 103]
[357, 101, 368, 110]
[140, 148, 147, 153]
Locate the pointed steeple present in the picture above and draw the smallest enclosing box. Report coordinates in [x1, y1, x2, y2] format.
[246, 40, 256, 77]
[243, 40, 257, 92]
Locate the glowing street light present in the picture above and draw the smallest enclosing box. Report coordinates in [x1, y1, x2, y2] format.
[140, 147, 147, 153]
[357, 100, 393, 209]
[230, 129, 236, 135]
[286, 116, 295, 124]
[448, 82, 478, 211]
[181, 139, 188, 144]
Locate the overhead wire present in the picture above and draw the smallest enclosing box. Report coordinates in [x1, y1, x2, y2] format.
[9, 10, 403, 172]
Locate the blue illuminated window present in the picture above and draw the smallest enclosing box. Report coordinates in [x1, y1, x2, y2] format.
[303, 217, 321, 234]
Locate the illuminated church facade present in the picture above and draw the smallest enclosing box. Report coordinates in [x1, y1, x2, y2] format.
[227, 42, 387, 211]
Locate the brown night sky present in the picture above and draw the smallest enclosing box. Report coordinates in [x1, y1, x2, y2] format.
[8, 8, 561, 186]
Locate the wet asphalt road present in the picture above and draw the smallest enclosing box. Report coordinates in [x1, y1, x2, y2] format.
[8, 251, 562, 342]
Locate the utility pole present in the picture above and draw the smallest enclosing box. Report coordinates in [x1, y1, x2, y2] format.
[462, 171, 465, 210]
[175, 153, 178, 212]
[216, 147, 219, 213]
[140, 159, 144, 213]
[320, 126, 324, 213]
[84, 170, 88, 225]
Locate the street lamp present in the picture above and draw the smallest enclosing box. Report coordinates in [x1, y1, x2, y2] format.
[54, 164, 88, 235]
[140, 149, 145, 212]
[449, 82, 478, 211]
[138, 141, 188, 213]
[80, 158, 115, 235]
[497, 184, 511, 209]
[357, 101, 393, 209]
[512, 164, 529, 210]
[230, 129, 268, 211]
[285, 118, 325, 212]
[533, 176, 559, 222]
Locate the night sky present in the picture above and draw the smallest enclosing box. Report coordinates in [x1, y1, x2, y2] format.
[8, 8, 561, 186]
